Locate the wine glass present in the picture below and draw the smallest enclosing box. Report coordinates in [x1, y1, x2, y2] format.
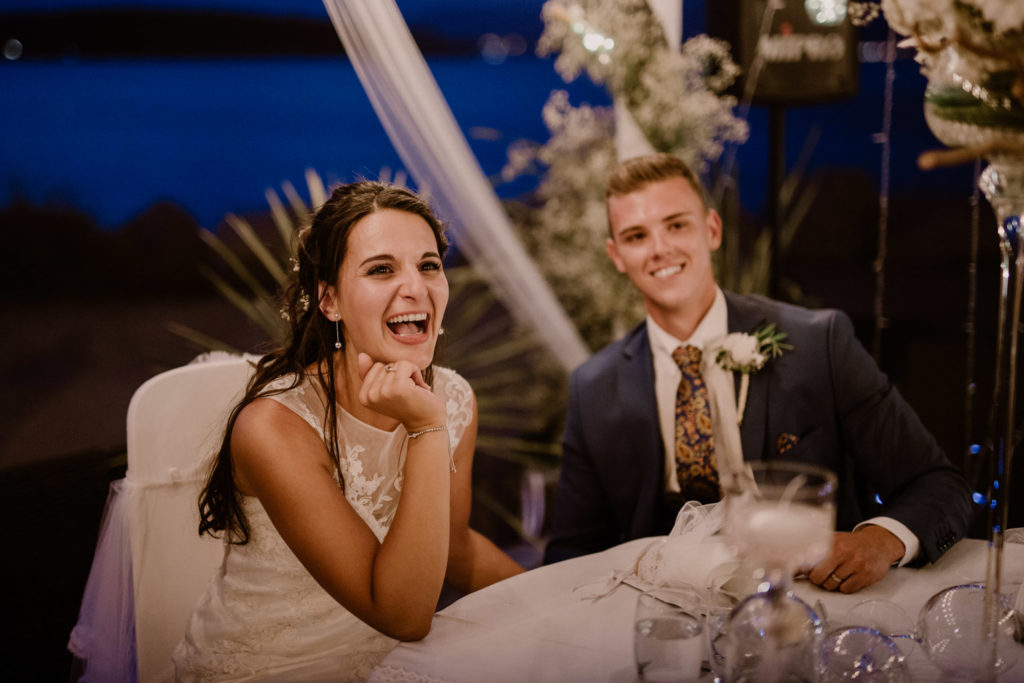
[840, 599, 918, 657]
[918, 583, 1022, 679]
[720, 460, 838, 682]
[819, 626, 908, 682]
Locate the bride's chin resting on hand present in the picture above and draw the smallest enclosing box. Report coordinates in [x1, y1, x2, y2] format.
[229, 382, 451, 642]
[173, 181, 524, 682]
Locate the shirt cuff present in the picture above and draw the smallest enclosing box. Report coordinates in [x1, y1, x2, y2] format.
[854, 516, 919, 567]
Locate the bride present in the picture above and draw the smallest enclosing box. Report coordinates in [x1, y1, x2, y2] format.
[173, 181, 524, 681]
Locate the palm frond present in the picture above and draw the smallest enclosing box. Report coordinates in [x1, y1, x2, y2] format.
[265, 187, 297, 250]
[225, 213, 288, 285]
[165, 322, 241, 354]
[198, 229, 277, 304]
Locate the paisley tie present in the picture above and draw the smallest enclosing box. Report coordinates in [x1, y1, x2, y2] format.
[672, 345, 720, 504]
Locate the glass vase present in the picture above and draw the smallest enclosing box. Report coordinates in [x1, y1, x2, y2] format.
[922, 42, 1024, 682]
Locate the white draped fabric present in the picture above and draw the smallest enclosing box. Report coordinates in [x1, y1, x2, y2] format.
[67, 479, 136, 683]
[613, 0, 682, 162]
[321, 0, 589, 371]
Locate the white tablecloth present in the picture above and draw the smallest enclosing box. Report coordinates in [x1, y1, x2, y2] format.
[369, 538, 1024, 683]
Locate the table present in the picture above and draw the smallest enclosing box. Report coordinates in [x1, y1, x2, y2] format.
[369, 537, 1024, 682]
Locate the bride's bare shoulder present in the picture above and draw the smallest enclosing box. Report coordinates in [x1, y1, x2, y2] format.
[231, 397, 332, 490]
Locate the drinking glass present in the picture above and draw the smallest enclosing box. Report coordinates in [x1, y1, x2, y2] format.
[634, 591, 704, 683]
[820, 626, 908, 682]
[840, 599, 918, 657]
[720, 460, 837, 682]
[918, 583, 1022, 679]
[723, 590, 823, 682]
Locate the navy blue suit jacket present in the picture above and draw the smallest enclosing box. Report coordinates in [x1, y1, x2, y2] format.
[544, 292, 972, 565]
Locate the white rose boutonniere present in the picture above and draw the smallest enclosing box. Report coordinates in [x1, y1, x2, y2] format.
[713, 324, 792, 426]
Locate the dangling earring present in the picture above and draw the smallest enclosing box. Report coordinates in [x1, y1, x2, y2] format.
[334, 318, 342, 350]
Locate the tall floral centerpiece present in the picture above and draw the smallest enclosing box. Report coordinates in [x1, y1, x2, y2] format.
[879, 1, 1024, 678]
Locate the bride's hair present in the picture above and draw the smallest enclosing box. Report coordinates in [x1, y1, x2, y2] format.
[198, 180, 448, 544]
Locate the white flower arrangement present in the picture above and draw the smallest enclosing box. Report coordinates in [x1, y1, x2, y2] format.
[502, 0, 749, 350]
[875, 0, 1024, 88]
[713, 324, 791, 425]
[867, 0, 1024, 160]
[880, 0, 1024, 47]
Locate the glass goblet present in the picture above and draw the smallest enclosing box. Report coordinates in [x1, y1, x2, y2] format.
[721, 460, 837, 588]
[820, 626, 909, 682]
[840, 599, 918, 657]
[918, 583, 1022, 679]
[724, 590, 823, 682]
[720, 460, 838, 683]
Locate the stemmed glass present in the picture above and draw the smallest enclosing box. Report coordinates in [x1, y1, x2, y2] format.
[918, 583, 1022, 680]
[817, 599, 916, 681]
[720, 460, 837, 682]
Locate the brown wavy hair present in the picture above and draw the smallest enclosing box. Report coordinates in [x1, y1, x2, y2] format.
[198, 180, 449, 544]
[605, 153, 710, 221]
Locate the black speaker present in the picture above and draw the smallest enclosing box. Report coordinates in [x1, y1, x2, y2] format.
[707, 0, 859, 105]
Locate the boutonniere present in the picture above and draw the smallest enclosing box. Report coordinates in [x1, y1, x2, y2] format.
[713, 324, 792, 426]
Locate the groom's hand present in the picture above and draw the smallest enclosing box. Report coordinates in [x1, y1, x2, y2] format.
[805, 525, 905, 594]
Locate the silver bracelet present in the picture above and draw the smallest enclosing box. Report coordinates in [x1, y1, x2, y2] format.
[406, 425, 456, 473]
[407, 425, 446, 439]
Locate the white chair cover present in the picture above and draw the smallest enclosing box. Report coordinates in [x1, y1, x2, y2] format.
[69, 354, 257, 682]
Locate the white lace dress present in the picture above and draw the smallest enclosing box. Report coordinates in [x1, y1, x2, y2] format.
[172, 366, 473, 682]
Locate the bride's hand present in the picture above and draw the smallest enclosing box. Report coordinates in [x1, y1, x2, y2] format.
[357, 352, 445, 432]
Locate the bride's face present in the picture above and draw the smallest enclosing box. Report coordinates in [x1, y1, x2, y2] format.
[325, 208, 448, 370]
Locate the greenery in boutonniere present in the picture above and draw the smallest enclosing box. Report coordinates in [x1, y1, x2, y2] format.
[713, 324, 792, 425]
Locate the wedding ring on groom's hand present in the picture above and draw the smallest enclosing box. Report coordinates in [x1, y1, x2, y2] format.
[827, 572, 844, 586]
[384, 364, 395, 372]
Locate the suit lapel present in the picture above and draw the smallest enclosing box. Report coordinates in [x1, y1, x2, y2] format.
[618, 325, 664, 504]
[725, 293, 769, 463]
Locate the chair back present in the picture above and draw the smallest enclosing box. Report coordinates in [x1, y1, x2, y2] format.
[125, 354, 255, 682]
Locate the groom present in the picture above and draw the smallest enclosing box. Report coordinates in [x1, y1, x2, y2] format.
[543, 153, 973, 593]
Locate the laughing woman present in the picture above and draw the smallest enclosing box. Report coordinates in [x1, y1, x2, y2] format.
[173, 181, 524, 682]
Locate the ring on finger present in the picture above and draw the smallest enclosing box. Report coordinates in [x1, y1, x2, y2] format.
[384, 364, 395, 372]
[827, 572, 844, 585]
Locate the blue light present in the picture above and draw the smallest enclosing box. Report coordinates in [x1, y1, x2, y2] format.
[969, 444, 982, 455]
[991, 499, 998, 509]
[874, 494, 883, 505]
[994, 480, 1000, 490]
[972, 492, 987, 504]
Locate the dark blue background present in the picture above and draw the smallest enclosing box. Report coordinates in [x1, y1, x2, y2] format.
[0, 0, 974, 232]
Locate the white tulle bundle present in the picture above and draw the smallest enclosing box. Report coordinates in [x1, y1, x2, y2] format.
[574, 501, 746, 611]
[634, 502, 738, 603]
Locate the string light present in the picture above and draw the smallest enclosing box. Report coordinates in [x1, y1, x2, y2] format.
[566, 3, 615, 63]
[805, 0, 848, 26]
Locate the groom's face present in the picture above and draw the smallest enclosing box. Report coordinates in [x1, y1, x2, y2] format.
[605, 177, 722, 324]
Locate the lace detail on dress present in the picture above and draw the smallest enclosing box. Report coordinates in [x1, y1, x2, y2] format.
[433, 366, 473, 451]
[263, 375, 327, 440]
[343, 443, 391, 540]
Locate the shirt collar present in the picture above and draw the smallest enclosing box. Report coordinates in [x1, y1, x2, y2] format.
[647, 287, 728, 356]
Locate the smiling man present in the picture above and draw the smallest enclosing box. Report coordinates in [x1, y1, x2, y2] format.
[543, 153, 973, 594]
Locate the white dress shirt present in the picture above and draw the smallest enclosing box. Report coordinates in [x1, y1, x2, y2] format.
[646, 288, 919, 566]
